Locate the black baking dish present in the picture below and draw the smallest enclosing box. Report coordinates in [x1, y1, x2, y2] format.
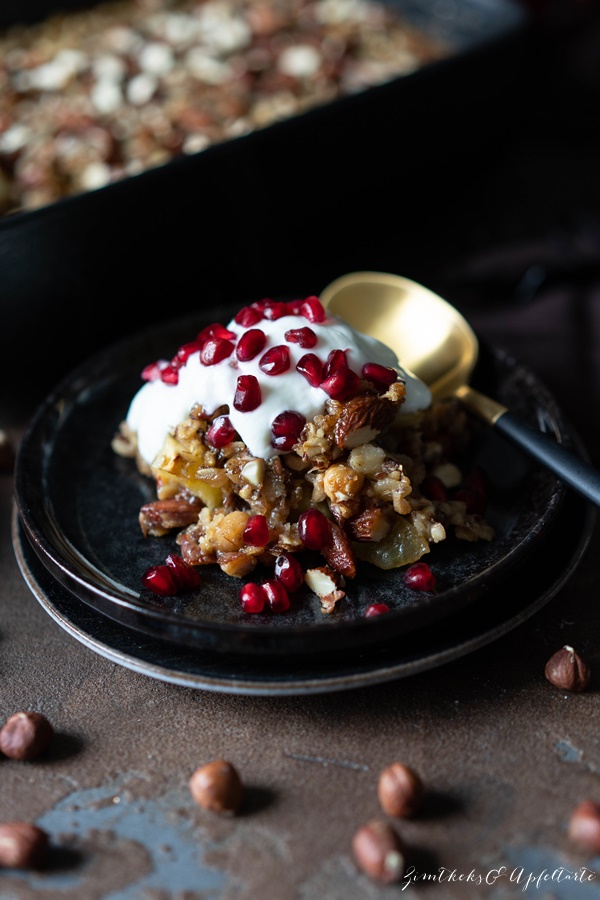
[0, 0, 531, 420]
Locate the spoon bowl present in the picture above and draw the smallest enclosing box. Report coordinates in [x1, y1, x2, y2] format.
[320, 270, 600, 508]
[320, 271, 479, 400]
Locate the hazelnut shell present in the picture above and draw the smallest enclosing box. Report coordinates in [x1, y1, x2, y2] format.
[568, 801, 600, 853]
[189, 759, 244, 815]
[352, 819, 405, 884]
[0, 822, 49, 869]
[0, 712, 54, 761]
[377, 762, 424, 818]
[544, 645, 591, 692]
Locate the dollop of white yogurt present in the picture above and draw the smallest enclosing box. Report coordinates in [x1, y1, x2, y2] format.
[126, 309, 431, 464]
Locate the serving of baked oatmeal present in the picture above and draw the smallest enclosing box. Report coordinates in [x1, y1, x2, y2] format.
[113, 293, 494, 613]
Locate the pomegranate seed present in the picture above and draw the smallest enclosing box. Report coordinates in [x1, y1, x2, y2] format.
[200, 337, 234, 366]
[142, 564, 177, 596]
[287, 299, 304, 314]
[206, 415, 236, 448]
[234, 374, 262, 412]
[197, 322, 236, 346]
[320, 367, 360, 400]
[404, 562, 436, 592]
[296, 353, 323, 387]
[271, 410, 306, 451]
[365, 603, 390, 617]
[362, 362, 397, 390]
[236, 328, 266, 361]
[323, 348, 347, 377]
[240, 582, 266, 613]
[252, 298, 273, 312]
[285, 326, 318, 348]
[453, 467, 487, 514]
[243, 514, 270, 546]
[235, 306, 262, 327]
[298, 508, 331, 550]
[262, 579, 291, 613]
[259, 345, 290, 376]
[463, 467, 487, 495]
[421, 475, 448, 502]
[262, 301, 291, 320]
[176, 341, 202, 364]
[274, 553, 304, 592]
[141, 361, 164, 382]
[300, 295, 326, 323]
[160, 364, 179, 385]
[165, 553, 201, 590]
[453, 487, 485, 515]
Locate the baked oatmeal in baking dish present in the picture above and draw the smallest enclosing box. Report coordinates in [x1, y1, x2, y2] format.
[113, 293, 494, 612]
[0, 0, 449, 215]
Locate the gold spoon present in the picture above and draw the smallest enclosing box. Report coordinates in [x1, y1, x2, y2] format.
[320, 270, 600, 507]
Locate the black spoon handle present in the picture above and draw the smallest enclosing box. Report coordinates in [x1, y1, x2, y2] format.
[456, 385, 600, 507]
[493, 411, 600, 507]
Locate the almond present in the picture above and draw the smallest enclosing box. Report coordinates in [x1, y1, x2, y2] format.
[322, 521, 357, 578]
[304, 565, 346, 613]
[334, 395, 394, 450]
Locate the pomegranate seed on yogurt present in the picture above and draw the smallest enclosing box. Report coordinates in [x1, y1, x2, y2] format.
[236, 328, 267, 361]
[126, 296, 431, 465]
[285, 326, 318, 348]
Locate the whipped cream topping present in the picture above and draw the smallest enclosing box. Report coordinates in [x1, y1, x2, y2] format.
[126, 304, 431, 465]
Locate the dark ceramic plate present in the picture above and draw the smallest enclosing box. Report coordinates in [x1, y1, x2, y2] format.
[15, 303, 570, 657]
[12, 488, 594, 695]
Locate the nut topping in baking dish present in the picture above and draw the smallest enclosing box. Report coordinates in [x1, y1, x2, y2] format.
[113, 294, 494, 613]
[0, 0, 450, 216]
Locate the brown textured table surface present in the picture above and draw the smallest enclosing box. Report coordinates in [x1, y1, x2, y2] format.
[4, 4, 600, 898]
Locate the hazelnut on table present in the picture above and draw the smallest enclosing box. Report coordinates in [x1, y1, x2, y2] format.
[0, 823, 49, 870]
[352, 819, 406, 884]
[189, 759, 244, 815]
[377, 762, 425, 818]
[0, 712, 54, 761]
[568, 801, 600, 854]
[544, 645, 591, 692]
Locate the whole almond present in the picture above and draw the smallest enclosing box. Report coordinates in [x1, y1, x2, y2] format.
[189, 760, 244, 815]
[352, 819, 405, 884]
[377, 762, 424, 818]
[322, 520, 356, 578]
